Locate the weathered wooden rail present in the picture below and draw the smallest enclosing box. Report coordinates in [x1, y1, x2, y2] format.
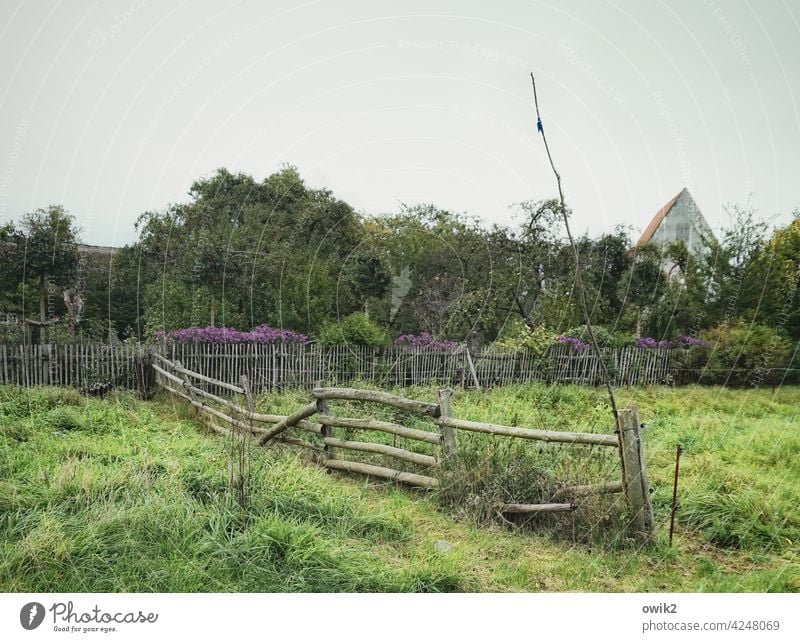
[152, 357, 655, 540]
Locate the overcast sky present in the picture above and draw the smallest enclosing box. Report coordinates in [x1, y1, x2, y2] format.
[0, 0, 798, 245]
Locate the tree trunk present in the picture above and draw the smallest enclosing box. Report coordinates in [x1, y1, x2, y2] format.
[39, 274, 46, 322]
[37, 274, 46, 344]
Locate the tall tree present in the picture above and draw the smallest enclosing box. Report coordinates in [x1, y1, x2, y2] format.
[18, 206, 80, 328]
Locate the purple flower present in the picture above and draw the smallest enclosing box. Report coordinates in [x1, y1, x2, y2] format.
[394, 332, 459, 351]
[158, 325, 308, 344]
[556, 335, 589, 351]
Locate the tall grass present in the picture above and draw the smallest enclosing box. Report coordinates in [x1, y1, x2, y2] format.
[1, 383, 798, 592]
[0, 387, 465, 592]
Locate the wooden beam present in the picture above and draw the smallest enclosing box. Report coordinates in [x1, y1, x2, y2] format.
[312, 387, 440, 417]
[323, 459, 439, 489]
[323, 437, 439, 467]
[152, 363, 184, 387]
[501, 502, 576, 514]
[436, 416, 619, 447]
[173, 362, 244, 394]
[257, 402, 319, 445]
[550, 481, 623, 500]
[278, 435, 326, 453]
[316, 415, 442, 445]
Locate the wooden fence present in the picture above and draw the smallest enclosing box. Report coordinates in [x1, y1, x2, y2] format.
[153, 356, 655, 539]
[0, 342, 147, 390]
[0, 341, 683, 390]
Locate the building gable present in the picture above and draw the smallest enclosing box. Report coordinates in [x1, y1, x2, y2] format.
[637, 188, 715, 255]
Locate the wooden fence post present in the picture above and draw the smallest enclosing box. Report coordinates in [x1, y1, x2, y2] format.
[618, 404, 655, 540]
[315, 380, 334, 463]
[437, 388, 456, 457]
[175, 360, 198, 405]
[464, 345, 480, 389]
[137, 346, 155, 399]
[239, 375, 255, 414]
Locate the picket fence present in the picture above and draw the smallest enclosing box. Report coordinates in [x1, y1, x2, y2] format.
[0, 341, 681, 391]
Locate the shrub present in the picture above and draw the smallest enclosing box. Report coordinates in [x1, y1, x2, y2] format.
[677, 320, 792, 385]
[563, 325, 635, 348]
[394, 332, 459, 351]
[635, 335, 711, 349]
[555, 335, 589, 351]
[155, 324, 308, 344]
[437, 431, 625, 546]
[491, 320, 555, 355]
[316, 313, 388, 347]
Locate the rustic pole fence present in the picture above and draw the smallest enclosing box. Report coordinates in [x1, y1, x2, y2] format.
[151, 359, 655, 533]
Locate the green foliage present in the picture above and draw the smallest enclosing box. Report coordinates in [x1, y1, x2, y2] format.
[317, 312, 388, 347]
[0, 174, 797, 348]
[677, 320, 793, 385]
[142, 276, 245, 337]
[563, 324, 635, 348]
[492, 320, 556, 354]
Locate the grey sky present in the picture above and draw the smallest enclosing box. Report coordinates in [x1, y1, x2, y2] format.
[0, 0, 798, 245]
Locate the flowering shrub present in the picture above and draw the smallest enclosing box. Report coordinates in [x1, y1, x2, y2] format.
[635, 336, 671, 349]
[394, 332, 460, 351]
[675, 334, 711, 348]
[556, 335, 589, 351]
[635, 335, 712, 349]
[155, 324, 308, 344]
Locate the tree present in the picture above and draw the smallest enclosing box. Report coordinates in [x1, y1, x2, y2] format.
[616, 242, 665, 335]
[18, 206, 80, 334]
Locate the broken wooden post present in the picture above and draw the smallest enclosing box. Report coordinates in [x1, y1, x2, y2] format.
[618, 404, 655, 540]
[437, 388, 456, 457]
[464, 346, 480, 389]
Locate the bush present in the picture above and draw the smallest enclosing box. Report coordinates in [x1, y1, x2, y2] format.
[394, 332, 459, 351]
[677, 320, 793, 385]
[491, 320, 555, 355]
[316, 313, 388, 347]
[155, 324, 308, 344]
[563, 325, 634, 348]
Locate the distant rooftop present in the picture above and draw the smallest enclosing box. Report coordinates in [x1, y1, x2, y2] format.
[77, 243, 118, 256]
[637, 188, 715, 253]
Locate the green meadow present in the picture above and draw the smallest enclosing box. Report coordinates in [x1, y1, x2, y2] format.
[1, 383, 798, 592]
